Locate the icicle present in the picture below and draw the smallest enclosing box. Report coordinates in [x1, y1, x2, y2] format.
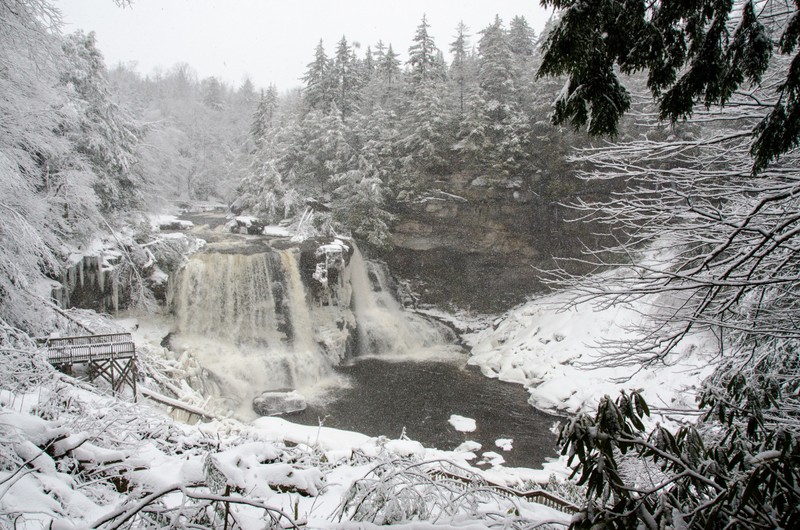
[111, 278, 119, 313]
[97, 256, 105, 292]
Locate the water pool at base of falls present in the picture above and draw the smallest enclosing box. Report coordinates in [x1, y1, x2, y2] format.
[288, 356, 562, 470]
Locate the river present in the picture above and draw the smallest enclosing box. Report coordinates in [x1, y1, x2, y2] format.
[291, 357, 561, 469]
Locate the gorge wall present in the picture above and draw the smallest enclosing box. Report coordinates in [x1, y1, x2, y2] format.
[382, 172, 606, 312]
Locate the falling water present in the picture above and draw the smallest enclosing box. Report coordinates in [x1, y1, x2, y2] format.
[172, 253, 281, 345]
[169, 250, 329, 418]
[350, 247, 457, 358]
[168, 243, 459, 418]
[278, 249, 329, 386]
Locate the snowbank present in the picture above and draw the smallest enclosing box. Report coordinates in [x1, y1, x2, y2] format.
[464, 288, 717, 417]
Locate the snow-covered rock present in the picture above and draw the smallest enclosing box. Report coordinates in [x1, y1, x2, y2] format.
[252, 390, 307, 416]
[448, 414, 477, 433]
[464, 284, 717, 418]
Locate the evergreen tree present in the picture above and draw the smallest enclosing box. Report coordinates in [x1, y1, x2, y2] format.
[332, 35, 359, 116]
[373, 40, 386, 64]
[237, 77, 256, 107]
[302, 39, 333, 112]
[450, 21, 471, 113]
[478, 16, 515, 108]
[509, 15, 536, 57]
[251, 85, 279, 150]
[236, 159, 285, 222]
[399, 81, 452, 180]
[408, 15, 444, 86]
[331, 156, 394, 249]
[372, 43, 403, 109]
[363, 45, 375, 80]
[200, 76, 225, 110]
[60, 30, 146, 212]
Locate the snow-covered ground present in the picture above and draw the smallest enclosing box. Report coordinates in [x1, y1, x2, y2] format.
[460, 288, 717, 419]
[1, 364, 572, 529]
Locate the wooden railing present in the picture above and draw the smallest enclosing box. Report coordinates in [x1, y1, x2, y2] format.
[44, 333, 137, 399]
[428, 468, 580, 514]
[46, 333, 135, 364]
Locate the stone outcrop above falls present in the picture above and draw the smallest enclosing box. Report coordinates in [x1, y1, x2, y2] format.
[382, 173, 600, 312]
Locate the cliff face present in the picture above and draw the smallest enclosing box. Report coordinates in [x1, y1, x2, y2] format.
[382, 172, 592, 312]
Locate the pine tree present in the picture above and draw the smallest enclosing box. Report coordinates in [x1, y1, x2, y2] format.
[478, 16, 516, 109]
[60, 30, 146, 212]
[332, 35, 359, 116]
[400, 81, 452, 180]
[450, 21, 471, 113]
[509, 15, 536, 57]
[371, 43, 403, 109]
[251, 85, 279, 149]
[408, 15, 444, 86]
[302, 39, 333, 112]
[363, 45, 375, 80]
[200, 76, 225, 110]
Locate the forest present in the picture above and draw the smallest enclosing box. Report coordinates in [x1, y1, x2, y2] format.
[3, 0, 800, 528]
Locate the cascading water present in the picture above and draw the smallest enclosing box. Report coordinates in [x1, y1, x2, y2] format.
[168, 240, 458, 418]
[350, 247, 457, 358]
[169, 249, 330, 418]
[172, 253, 282, 345]
[278, 249, 330, 385]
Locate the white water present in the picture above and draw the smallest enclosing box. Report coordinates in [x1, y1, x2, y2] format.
[168, 244, 458, 418]
[172, 253, 281, 345]
[350, 247, 457, 360]
[278, 249, 329, 387]
[169, 251, 329, 418]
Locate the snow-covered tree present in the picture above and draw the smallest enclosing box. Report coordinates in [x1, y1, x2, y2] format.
[60, 30, 147, 212]
[407, 15, 445, 86]
[538, 1, 800, 527]
[200, 75, 225, 110]
[478, 16, 516, 113]
[303, 39, 334, 112]
[331, 35, 360, 116]
[399, 81, 452, 180]
[251, 85, 279, 149]
[449, 21, 472, 113]
[508, 15, 536, 57]
[375, 43, 403, 107]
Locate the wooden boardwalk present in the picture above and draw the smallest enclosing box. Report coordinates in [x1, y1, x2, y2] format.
[428, 468, 580, 515]
[45, 333, 137, 399]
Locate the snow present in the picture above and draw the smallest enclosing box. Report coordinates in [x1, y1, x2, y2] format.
[495, 438, 513, 451]
[233, 215, 260, 227]
[2, 243, 722, 528]
[464, 286, 717, 418]
[155, 215, 194, 230]
[1, 380, 573, 528]
[449, 414, 477, 432]
[262, 225, 291, 236]
[479, 451, 505, 467]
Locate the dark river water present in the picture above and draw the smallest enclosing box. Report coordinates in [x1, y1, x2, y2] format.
[290, 357, 562, 469]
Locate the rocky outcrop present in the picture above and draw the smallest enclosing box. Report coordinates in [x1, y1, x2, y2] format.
[382, 173, 601, 312]
[253, 390, 307, 416]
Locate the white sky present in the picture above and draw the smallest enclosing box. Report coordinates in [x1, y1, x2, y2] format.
[55, 0, 552, 92]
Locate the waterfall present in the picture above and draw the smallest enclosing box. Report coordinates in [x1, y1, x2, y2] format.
[169, 250, 329, 418]
[278, 249, 329, 385]
[167, 242, 460, 418]
[350, 247, 456, 358]
[172, 253, 281, 345]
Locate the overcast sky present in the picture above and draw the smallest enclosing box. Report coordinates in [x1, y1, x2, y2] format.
[55, 0, 552, 92]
